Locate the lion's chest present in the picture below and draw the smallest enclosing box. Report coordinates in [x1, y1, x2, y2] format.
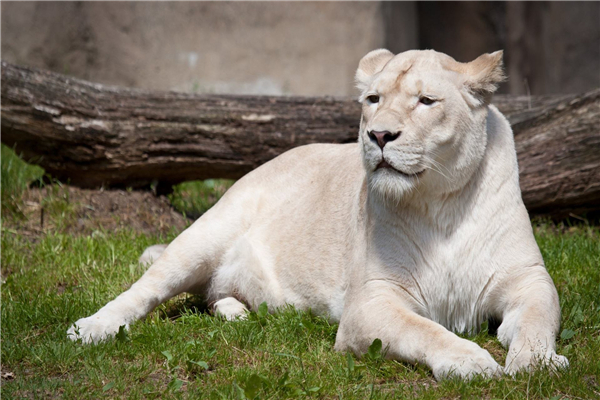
[422, 251, 492, 333]
[378, 232, 496, 334]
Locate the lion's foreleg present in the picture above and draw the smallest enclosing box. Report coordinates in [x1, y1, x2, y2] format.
[493, 266, 568, 374]
[335, 288, 502, 380]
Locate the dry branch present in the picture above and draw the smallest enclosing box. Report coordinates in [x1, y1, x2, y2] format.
[2, 61, 599, 217]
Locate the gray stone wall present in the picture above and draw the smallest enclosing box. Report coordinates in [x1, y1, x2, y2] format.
[2, 2, 598, 96]
[1, 2, 387, 96]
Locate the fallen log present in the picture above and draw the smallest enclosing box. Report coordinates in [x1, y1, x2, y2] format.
[1, 61, 599, 218]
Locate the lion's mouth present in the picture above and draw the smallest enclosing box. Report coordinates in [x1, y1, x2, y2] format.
[376, 160, 425, 178]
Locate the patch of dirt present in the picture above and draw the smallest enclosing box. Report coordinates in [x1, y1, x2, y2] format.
[584, 374, 599, 391]
[1, 367, 16, 383]
[481, 340, 507, 366]
[5, 185, 192, 239]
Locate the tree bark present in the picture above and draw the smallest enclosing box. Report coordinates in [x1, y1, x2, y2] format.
[2, 61, 599, 218]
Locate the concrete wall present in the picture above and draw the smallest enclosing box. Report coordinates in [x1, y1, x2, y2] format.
[416, 1, 600, 95]
[505, 2, 600, 95]
[1, 2, 391, 96]
[2, 2, 598, 96]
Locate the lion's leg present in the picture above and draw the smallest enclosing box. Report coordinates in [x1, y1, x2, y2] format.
[213, 297, 249, 320]
[491, 266, 568, 374]
[335, 285, 502, 380]
[67, 212, 240, 344]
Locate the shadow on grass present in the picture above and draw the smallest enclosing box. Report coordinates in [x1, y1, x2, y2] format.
[159, 295, 210, 321]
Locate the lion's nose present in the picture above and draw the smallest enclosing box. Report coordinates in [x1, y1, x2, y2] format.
[368, 130, 400, 149]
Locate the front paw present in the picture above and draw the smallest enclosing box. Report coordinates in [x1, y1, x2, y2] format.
[67, 312, 128, 344]
[431, 339, 503, 380]
[505, 349, 569, 375]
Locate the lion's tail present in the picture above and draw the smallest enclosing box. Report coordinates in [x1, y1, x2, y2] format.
[138, 244, 168, 266]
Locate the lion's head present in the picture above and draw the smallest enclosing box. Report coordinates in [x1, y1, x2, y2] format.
[355, 49, 505, 202]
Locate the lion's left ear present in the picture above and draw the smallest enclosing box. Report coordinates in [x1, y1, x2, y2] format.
[462, 50, 506, 101]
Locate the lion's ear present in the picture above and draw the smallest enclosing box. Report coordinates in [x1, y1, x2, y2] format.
[355, 49, 394, 92]
[462, 50, 506, 101]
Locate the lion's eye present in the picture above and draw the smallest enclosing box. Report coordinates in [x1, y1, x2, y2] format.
[419, 96, 436, 106]
[366, 95, 380, 104]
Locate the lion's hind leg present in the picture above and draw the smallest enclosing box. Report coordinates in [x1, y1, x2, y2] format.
[212, 297, 249, 320]
[67, 210, 243, 344]
[208, 235, 284, 315]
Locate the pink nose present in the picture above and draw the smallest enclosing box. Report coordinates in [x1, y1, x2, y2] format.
[368, 130, 400, 149]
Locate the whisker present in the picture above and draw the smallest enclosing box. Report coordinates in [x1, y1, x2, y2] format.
[424, 158, 452, 182]
[423, 151, 454, 183]
[427, 149, 453, 175]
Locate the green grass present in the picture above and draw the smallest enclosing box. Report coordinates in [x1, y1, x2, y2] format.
[2, 148, 600, 399]
[169, 180, 234, 220]
[1, 144, 44, 216]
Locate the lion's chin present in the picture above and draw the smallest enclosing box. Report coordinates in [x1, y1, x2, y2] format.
[368, 169, 420, 203]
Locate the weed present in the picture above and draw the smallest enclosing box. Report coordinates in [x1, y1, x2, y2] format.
[169, 179, 234, 220]
[1, 144, 44, 216]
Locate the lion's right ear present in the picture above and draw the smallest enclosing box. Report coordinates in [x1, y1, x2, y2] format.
[355, 49, 394, 92]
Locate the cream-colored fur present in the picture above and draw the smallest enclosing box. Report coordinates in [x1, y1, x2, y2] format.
[67, 49, 568, 380]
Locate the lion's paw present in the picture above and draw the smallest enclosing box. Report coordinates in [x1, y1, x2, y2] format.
[212, 297, 248, 321]
[67, 312, 128, 344]
[431, 340, 503, 380]
[505, 350, 569, 375]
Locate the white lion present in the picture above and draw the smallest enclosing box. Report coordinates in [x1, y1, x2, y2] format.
[68, 49, 568, 380]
